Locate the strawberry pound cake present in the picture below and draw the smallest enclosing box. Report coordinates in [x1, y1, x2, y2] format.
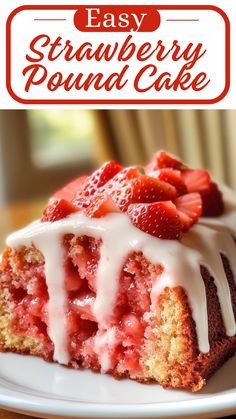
[1, 150, 236, 392]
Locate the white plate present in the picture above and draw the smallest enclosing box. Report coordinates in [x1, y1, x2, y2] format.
[0, 353, 236, 419]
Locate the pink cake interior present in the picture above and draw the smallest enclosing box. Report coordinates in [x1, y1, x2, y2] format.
[1, 235, 163, 377]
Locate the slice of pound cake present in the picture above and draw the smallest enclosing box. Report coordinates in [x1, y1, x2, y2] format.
[1, 150, 236, 392]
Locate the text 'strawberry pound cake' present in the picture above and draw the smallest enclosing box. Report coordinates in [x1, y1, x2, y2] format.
[1, 150, 236, 392]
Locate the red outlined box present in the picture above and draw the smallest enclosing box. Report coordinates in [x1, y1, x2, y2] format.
[6, 5, 230, 105]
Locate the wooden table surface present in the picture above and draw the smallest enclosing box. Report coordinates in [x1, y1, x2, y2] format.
[0, 412, 33, 419]
[0, 199, 235, 419]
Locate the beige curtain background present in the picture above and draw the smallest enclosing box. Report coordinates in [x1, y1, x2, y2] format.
[97, 110, 236, 190]
[1, 110, 236, 204]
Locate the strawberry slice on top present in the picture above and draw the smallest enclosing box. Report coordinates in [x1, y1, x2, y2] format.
[85, 194, 121, 218]
[146, 150, 187, 172]
[41, 199, 78, 222]
[181, 169, 211, 193]
[83, 160, 123, 195]
[72, 161, 123, 208]
[175, 193, 202, 230]
[52, 175, 87, 202]
[127, 201, 182, 239]
[201, 182, 224, 217]
[91, 172, 177, 214]
[40, 150, 225, 239]
[104, 166, 142, 188]
[151, 168, 187, 196]
[110, 175, 177, 212]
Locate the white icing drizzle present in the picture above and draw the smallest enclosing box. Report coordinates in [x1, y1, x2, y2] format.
[6, 190, 236, 368]
[35, 235, 69, 364]
[94, 327, 117, 372]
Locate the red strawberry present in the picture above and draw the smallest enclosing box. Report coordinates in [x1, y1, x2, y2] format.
[106, 175, 177, 212]
[99, 166, 142, 198]
[181, 169, 211, 193]
[85, 194, 121, 218]
[52, 175, 87, 202]
[127, 201, 181, 239]
[84, 160, 123, 194]
[151, 168, 187, 196]
[201, 182, 224, 216]
[85, 172, 176, 217]
[73, 161, 123, 207]
[175, 193, 202, 230]
[146, 150, 186, 172]
[176, 211, 192, 232]
[41, 199, 78, 222]
[105, 166, 142, 187]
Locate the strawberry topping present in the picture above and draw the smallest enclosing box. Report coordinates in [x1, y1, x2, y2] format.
[146, 150, 186, 172]
[84, 160, 123, 194]
[201, 182, 224, 216]
[127, 201, 182, 239]
[41, 199, 78, 222]
[106, 175, 177, 212]
[175, 193, 202, 230]
[73, 161, 123, 207]
[181, 169, 211, 193]
[52, 176, 88, 201]
[41, 151, 224, 239]
[102, 166, 142, 189]
[85, 194, 121, 218]
[151, 168, 187, 196]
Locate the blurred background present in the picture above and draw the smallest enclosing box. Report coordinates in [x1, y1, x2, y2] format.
[1, 109, 236, 204]
[0, 109, 236, 246]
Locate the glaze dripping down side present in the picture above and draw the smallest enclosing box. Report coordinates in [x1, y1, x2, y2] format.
[6, 192, 236, 367]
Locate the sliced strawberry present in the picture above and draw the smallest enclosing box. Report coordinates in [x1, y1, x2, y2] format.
[146, 150, 186, 172]
[151, 168, 187, 196]
[41, 199, 78, 222]
[104, 166, 142, 188]
[104, 175, 177, 212]
[201, 182, 224, 216]
[181, 169, 211, 193]
[73, 161, 123, 208]
[85, 160, 123, 193]
[177, 211, 192, 232]
[85, 194, 121, 218]
[175, 193, 202, 230]
[97, 167, 141, 203]
[52, 175, 88, 202]
[127, 201, 181, 239]
[93, 167, 142, 209]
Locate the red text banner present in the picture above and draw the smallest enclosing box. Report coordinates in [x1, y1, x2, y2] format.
[6, 5, 230, 104]
[74, 6, 161, 32]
